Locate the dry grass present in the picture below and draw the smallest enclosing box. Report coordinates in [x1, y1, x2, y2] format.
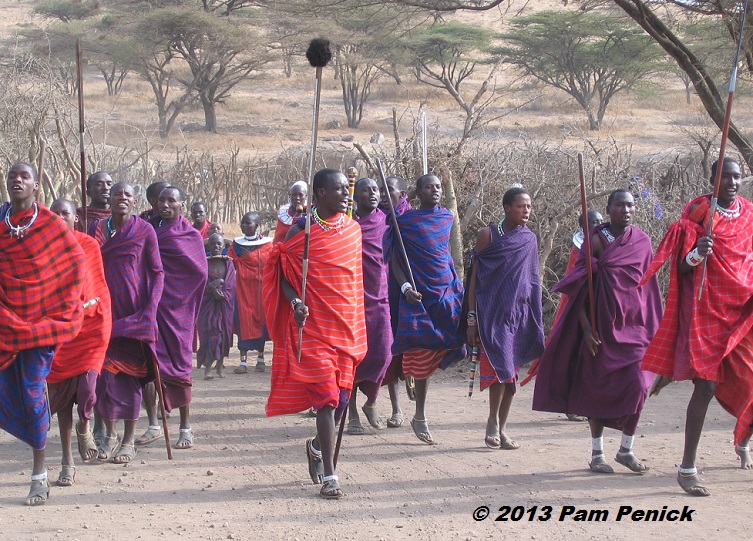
[3, 0, 752, 176]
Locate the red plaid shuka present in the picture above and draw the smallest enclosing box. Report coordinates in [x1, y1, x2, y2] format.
[48, 230, 113, 383]
[0, 202, 85, 368]
[640, 195, 753, 379]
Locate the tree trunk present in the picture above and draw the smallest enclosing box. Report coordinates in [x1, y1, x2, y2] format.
[202, 95, 217, 133]
[587, 110, 600, 130]
[438, 166, 464, 282]
[613, 0, 753, 170]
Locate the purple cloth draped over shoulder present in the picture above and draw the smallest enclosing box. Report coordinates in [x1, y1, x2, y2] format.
[0, 347, 54, 449]
[97, 216, 164, 369]
[356, 208, 392, 384]
[532, 224, 662, 428]
[472, 225, 545, 382]
[152, 216, 208, 396]
[197, 258, 236, 367]
[390, 206, 466, 365]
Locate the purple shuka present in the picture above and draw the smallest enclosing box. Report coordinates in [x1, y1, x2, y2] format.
[97, 216, 164, 367]
[196, 258, 236, 367]
[152, 215, 208, 410]
[379, 196, 412, 221]
[94, 216, 164, 420]
[471, 225, 545, 382]
[390, 206, 465, 364]
[355, 208, 392, 386]
[532, 224, 662, 431]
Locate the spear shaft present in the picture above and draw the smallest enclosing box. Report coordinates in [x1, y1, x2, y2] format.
[76, 39, 87, 231]
[698, 0, 749, 299]
[578, 153, 597, 332]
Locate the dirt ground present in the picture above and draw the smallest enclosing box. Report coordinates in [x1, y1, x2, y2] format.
[0, 352, 749, 540]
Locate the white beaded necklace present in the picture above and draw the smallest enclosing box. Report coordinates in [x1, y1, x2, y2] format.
[4, 203, 38, 239]
[717, 199, 741, 219]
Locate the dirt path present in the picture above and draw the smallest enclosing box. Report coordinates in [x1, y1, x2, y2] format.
[0, 354, 748, 540]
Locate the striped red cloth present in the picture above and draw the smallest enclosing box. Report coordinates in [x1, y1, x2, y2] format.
[48, 230, 112, 383]
[228, 241, 272, 342]
[402, 349, 446, 380]
[478, 345, 516, 391]
[640, 195, 753, 445]
[263, 215, 367, 416]
[196, 220, 212, 239]
[0, 203, 85, 368]
[641, 196, 753, 380]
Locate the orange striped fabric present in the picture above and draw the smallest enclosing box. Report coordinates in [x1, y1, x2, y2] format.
[263, 216, 367, 416]
[48, 230, 113, 383]
[402, 348, 446, 380]
[228, 242, 272, 340]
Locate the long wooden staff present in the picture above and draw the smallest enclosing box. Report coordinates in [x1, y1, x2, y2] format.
[421, 111, 428, 175]
[149, 350, 173, 460]
[578, 153, 597, 333]
[698, 0, 749, 300]
[375, 157, 416, 289]
[297, 39, 332, 362]
[76, 38, 87, 231]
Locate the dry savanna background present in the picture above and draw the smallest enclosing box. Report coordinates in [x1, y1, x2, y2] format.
[0, 1, 752, 539]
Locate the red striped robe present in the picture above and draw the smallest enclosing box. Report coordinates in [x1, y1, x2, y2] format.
[48, 230, 112, 383]
[263, 216, 367, 416]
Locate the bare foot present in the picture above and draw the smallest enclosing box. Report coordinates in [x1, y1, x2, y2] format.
[736, 446, 752, 469]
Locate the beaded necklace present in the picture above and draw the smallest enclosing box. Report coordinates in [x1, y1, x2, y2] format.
[106, 216, 117, 238]
[717, 199, 741, 219]
[313, 208, 344, 232]
[602, 227, 617, 244]
[5, 203, 38, 239]
[497, 219, 507, 237]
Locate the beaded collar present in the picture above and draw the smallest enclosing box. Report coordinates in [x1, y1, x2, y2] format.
[717, 199, 741, 220]
[5, 203, 38, 239]
[313, 209, 344, 232]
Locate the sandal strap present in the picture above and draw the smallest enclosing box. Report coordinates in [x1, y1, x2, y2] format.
[321, 475, 338, 483]
[591, 453, 605, 460]
[31, 472, 48, 481]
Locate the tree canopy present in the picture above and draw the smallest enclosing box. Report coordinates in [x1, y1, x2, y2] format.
[499, 10, 665, 130]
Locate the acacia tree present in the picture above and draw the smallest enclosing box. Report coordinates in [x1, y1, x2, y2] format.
[383, 0, 753, 168]
[326, 5, 423, 128]
[499, 10, 665, 130]
[409, 22, 503, 155]
[137, 8, 270, 133]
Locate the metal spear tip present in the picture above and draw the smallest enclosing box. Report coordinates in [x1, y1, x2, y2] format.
[306, 38, 332, 68]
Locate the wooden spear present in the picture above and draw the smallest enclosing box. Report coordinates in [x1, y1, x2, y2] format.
[578, 153, 597, 336]
[297, 38, 332, 362]
[75, 38, 87, 231]
[698, 0, 749, 299]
